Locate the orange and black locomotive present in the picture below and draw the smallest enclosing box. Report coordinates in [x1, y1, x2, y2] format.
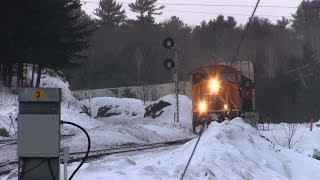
[190, 61, 257, 132]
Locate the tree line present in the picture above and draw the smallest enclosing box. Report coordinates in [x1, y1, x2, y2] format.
[1, 0, 320, 121]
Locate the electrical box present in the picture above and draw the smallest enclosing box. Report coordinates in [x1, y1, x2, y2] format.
[17, 88, 61, 180]
[18, 114, 60, 157]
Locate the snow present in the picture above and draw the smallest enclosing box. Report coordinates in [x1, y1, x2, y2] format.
[259, 123, 320, 157]
[154, 94, 192, 126]
[63, 94, 195, 152]
[46, 119, 320, 180]
[2, 73, 320, 180]
[0, 93, 18, 137]
[26, 68, 78, 105]
[82, 97, 146, 119]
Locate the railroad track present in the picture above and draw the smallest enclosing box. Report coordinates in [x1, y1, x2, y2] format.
[0, 134, 76, 150]
[0, 138, 194, 176]
[66, 138, 194, 163]
[0, 138, 17, 144]
[0, 134, 74, 145]
[0, 160, 18, 176]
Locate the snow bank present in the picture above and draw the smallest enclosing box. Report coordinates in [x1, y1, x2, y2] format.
[62, 95, 194, 152]
[22, 67, 81, 110]
[37, 74, 79, 106]
[0, 70, 92, 133]
[67, 118, 320, 180]
[168, 118, 320, 179]
[82, 97, 145, 119]
[81, 94, 192, 126]
[151, 94, 192, 126]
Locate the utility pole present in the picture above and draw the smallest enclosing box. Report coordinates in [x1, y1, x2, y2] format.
[174, 51, 179, 122]
[136, 47, 143, 85]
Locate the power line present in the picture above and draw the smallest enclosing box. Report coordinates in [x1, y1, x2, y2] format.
[82, 1, 291, 19]
[180, 121, 206, 180]
[231, 0, 261, 65]
[163, 10, 291, 18]
[125, 2, 297, 9]
[81, 1, 297, 9]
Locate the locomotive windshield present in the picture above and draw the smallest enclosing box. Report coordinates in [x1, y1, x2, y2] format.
[221, 72, 237, 83]
[192, 72, 208, 84]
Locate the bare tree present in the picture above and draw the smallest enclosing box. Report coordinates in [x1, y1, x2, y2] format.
[272, 123, 305, 149]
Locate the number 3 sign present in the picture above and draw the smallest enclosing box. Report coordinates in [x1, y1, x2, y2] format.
[32, 89, 45, 100]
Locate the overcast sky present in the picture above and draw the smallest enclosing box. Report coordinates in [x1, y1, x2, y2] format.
[82, 0, 303, 26]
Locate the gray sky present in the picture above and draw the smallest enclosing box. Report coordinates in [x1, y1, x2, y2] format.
[82, 0, 303, 26]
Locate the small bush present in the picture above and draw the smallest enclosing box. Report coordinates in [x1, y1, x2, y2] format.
[0, 128, 9, 137]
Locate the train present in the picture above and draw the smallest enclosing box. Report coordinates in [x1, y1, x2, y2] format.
[190, 61, 258, 133]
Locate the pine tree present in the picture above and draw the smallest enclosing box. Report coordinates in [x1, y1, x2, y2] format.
[292, 0, 320, 51]
[129, 0, 164, 24]
[94, 0, 126, 26]
[0, 0, 94, 87]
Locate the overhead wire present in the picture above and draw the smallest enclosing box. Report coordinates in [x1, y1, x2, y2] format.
[162, 10, 290, 18]
[180, 121, 207, 180]
[81, 1, 291, 19]
[230, 0, 261, 65]
[81, 1, 297, 9]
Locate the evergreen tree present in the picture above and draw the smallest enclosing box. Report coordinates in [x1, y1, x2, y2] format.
[292, 0, 320, 51]
[0, 0, 94, 87]
[129, 0, 164, 24]
[94, 0, 126, 26]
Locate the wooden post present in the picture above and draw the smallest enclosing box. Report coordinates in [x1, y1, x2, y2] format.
[310, 117, 314, 131]
[267, 117, 270, 131]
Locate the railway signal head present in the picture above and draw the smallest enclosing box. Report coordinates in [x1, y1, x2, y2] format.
[163, 37, 175, 49]
[163, 58, 175, 70]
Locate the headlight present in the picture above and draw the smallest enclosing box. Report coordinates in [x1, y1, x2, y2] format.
[198, 100, 207, 114]
[224, 104, 228, 110]
[209, 78, 220, 94]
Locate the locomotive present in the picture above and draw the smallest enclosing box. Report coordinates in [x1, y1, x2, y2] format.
[190, 61, 258, 132]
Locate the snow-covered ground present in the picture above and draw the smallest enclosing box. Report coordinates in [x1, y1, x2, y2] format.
[60, 118, 320, 180]
[62, 94, 195, 152]
[1, 73, 320, 180]
[259, 123, 320, 157]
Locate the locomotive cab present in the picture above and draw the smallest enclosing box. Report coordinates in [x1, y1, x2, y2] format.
[191, 62, 257, 133]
